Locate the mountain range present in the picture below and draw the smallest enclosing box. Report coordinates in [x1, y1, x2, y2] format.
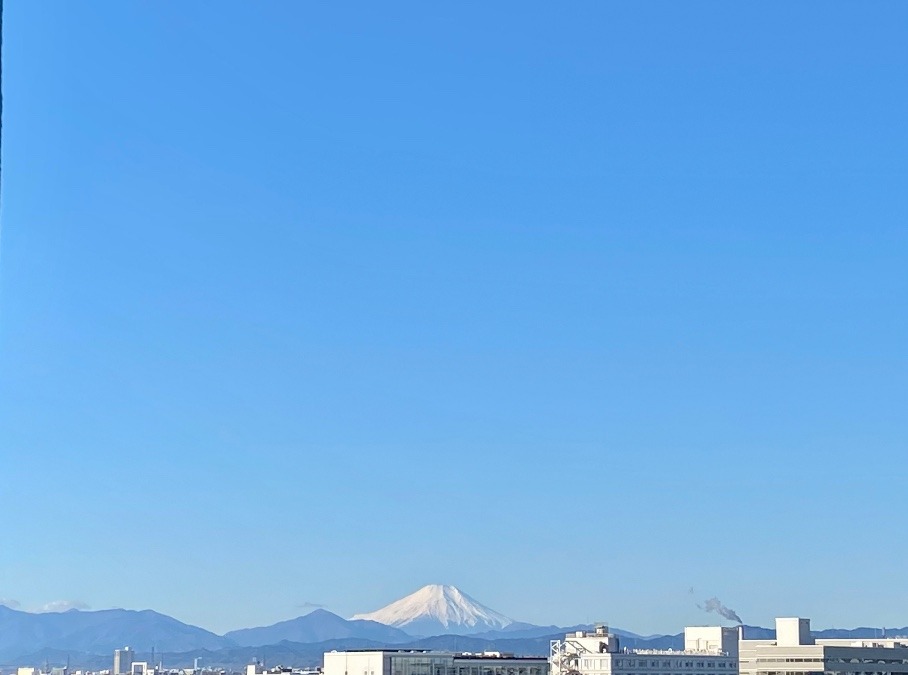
[224, 609, 411, 646]
[1, 585, 905, 669]
[0, 605, 231, 660]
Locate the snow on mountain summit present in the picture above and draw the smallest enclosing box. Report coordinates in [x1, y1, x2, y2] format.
[351, 584, 513, 635]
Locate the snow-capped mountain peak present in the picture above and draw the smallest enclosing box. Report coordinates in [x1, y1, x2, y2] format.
[351, 584, 513, 635]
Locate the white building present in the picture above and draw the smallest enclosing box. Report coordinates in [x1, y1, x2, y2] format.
[550, 625, 738, 675]
[739, 617, 908, 675]
[114, 649, 134, 675]
[324, 650, 548, 675]
[248, 666, 320, 675]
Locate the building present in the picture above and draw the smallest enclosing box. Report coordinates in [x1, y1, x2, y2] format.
[739, 617, 908, 675]
[550, 625, 738, 675]
[324, 650, 548, 675]
[113, 648, 134, 675]
[685, 628, 740, 657]
[247, 667, 321, 675]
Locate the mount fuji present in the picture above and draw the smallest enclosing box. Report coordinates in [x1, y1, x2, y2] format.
[352, 584, 513, 636]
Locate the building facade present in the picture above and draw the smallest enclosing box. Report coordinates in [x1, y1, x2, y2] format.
[113, 649, 134, 675]
[739, 618, 908, 675]
[324, 650, 548, 675]
[550, 625, 738, 675]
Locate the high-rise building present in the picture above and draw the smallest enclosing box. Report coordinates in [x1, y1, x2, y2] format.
[114, 647, 134, 675]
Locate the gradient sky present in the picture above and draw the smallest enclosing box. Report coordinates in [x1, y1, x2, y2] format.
[1, 1, 906, 636]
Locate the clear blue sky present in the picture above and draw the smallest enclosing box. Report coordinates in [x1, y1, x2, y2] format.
[1, 1, 906, 636]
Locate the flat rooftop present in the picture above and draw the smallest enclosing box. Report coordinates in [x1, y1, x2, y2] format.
[626, 650, 733, 657]
[327, 651, 545, 660]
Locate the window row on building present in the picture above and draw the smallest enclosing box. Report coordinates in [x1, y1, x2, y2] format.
[606, 661, 737, 669]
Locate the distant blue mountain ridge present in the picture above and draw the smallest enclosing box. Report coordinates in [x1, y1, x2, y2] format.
[0, 605, 230, 660]
[0, 604, 905, 669]
[223, 609, 412, 646]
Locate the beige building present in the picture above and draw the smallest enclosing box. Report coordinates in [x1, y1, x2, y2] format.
[739, 618, 908, 675]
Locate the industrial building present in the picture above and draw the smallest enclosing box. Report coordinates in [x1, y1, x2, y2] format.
[739, 618, 908, 675]
[323, 650, 548, 675]
[550, 625, 738, 675]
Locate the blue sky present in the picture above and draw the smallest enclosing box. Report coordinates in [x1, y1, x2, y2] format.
[0, 1, 906, 635]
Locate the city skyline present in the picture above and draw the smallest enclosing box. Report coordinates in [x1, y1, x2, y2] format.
[1, 1, 906, 638]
